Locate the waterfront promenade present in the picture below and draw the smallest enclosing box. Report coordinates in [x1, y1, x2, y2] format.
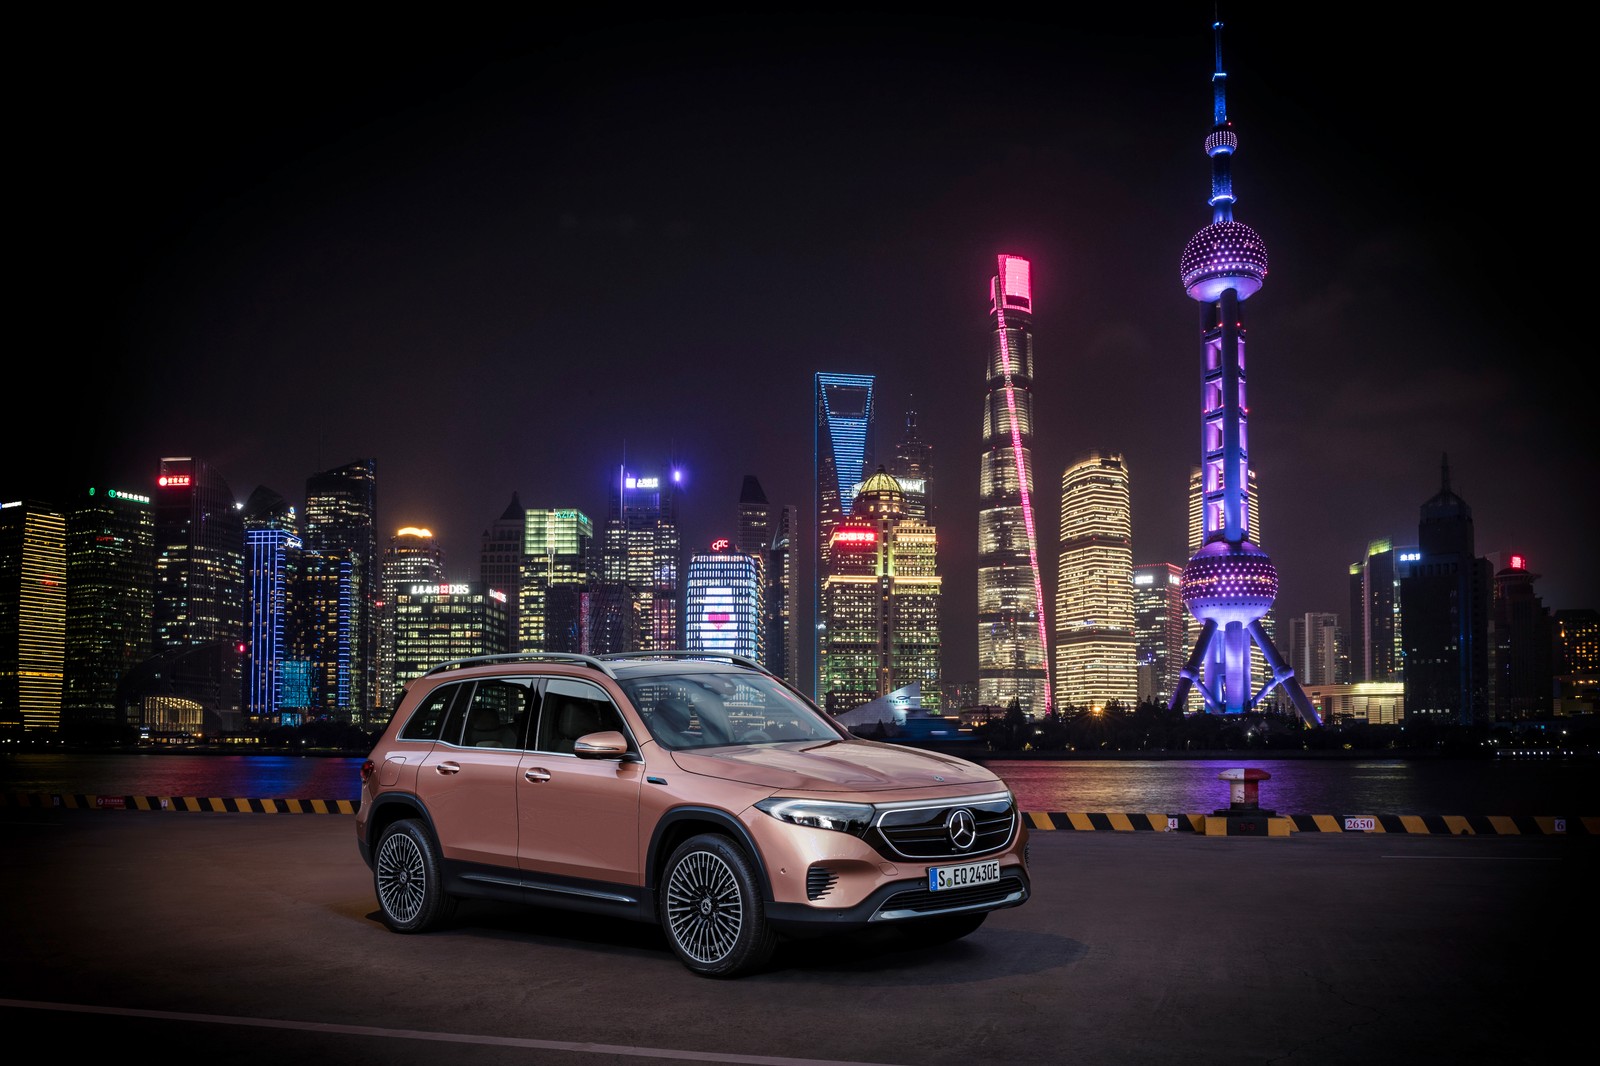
[1, 806, 1592, 1065]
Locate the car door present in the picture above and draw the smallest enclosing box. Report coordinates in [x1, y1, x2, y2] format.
[517, 676, 645, 886]
[417, 677, 532, 870]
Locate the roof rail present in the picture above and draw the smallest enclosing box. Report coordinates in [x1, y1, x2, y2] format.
[599, 650, 775, 677]
[422, 652, 618, 679]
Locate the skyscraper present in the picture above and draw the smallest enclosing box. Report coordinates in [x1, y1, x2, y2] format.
[241, 486, 302, 729]
[1347, 538, 1413, 682]
[1400, 456, 1492, 725]
[686, 539, 764, 660]
[1286, 612, 1344, 688]
[391, 581, 509, 687]
[63, 486, 153, 741]
[736, 476, 795, 680]
[977, 254, 1051, 716]
[1552, 609, 1599, 715]
[1132, 562, 1184, 706]
[815, 372, 875, 696]
[378, 526, 445, 708]
[1167, 20, 1318, 724]
[1491, 554, 1552, 721]
[303, 459, 378, 722]
[890, 403, 932, 524]
[146, 456, 246, 733]
[1054, 452, 1137, 712]
[818, 469, 941, 714]
[521, 508, 593, 654]
[598, 465, 681, 653]
[768, 502, 799, 688]
[0, 499, 66, 734]
[481, 493, 526, 650]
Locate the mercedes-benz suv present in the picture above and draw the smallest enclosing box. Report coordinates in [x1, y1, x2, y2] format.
[355, 651, 1030, 977]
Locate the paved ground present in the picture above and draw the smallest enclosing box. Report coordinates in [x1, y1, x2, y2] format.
[1, 808, 1593, 1065]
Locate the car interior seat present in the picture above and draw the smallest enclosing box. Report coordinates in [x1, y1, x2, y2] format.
[652, 698, 698, 748]
[556, 701, 604, 752]
[467, 704, 513, 748]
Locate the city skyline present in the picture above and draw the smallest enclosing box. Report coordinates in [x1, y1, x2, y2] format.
[14, 8, 1592, 686]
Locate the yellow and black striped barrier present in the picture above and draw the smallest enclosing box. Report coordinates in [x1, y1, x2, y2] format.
[3, 794, 1596, 835]
[1025, 811, 1598, 835]
[0, 793, 359, 814]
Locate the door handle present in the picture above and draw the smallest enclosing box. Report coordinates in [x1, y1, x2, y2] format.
[435, 762, 461, 775]
[524, 767, 552, 783]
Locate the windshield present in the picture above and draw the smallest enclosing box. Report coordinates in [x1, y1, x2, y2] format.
[618, 671, 849, 751]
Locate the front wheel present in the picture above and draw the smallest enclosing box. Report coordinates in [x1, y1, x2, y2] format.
[374, 818, 456, 933]
[659, 834, 777, 977]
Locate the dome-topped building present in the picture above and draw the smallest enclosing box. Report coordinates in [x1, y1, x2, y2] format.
[819, 467, 941, 716]
[852, 466, 905, 520]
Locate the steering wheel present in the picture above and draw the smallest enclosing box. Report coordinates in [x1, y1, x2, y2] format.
[739, 729, 772, 744]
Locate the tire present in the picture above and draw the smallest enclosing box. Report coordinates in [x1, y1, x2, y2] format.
[899, 911, 987, 948]
[373, 818, 456, 933]
[659, 833, 777, 977]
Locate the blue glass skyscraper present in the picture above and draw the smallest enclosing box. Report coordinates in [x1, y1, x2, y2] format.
[814, 372, 875, 697]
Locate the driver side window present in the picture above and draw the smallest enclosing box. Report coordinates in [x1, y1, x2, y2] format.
[534, 678, 627, 755]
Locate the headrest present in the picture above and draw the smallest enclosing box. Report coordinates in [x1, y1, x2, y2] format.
[559, 701, 597, 735]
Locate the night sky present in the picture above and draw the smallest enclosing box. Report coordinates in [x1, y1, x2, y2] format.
[18, 6, 1592, 684]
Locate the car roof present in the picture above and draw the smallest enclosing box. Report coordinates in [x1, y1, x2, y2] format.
[416, 651, 772, 683]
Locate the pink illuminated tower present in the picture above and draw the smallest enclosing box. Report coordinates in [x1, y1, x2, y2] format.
[977, 254, 1052, 716]
[1166, 19, 1320, 726]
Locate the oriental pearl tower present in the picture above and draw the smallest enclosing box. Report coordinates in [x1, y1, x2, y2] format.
[1167, 17, 1322, 727]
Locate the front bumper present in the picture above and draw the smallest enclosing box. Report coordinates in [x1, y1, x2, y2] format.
[763, 862, 1030, 934]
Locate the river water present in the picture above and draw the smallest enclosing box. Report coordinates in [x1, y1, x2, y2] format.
[3, 750, 1596, 816]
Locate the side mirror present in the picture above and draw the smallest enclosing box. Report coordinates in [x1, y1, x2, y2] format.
[574, 730, 630, 759]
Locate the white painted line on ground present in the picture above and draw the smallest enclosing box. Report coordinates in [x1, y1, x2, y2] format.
[0, 999, 911, 1065]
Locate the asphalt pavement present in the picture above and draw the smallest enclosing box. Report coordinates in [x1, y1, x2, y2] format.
[1, 807, 1593, 1066]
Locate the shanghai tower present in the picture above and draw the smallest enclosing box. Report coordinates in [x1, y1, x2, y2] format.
[1166, 18, 1320, 726]
[977, 254, 1051, 716]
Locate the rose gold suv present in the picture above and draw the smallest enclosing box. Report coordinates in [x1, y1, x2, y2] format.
[356, 651, 1030, 977]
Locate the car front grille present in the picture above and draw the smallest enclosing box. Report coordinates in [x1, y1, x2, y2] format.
[867, 795, 1017, 860]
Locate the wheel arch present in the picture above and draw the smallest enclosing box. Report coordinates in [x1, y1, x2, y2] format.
[364, 792, 438, 851]
[646, 806, 773, 901]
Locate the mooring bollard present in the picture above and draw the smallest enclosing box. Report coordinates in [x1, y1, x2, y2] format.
[1202, 767, 1288, 836]
[1218, 767, 1271, 812]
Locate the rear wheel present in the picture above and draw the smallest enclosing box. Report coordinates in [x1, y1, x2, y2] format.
[374, 818, 456, 933]
[899, 911, 987, 948]
[660, 834, 777, 977]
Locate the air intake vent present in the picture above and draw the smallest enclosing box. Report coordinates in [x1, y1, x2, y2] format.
[806, 866, 838, 901]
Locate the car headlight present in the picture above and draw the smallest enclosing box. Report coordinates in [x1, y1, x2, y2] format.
[754, 797, 874, 836]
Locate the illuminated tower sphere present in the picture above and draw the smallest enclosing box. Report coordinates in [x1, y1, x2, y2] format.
[1167, 18, 1319, 726]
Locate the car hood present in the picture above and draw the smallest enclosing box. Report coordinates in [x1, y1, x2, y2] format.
[667, 739, 1001, 793]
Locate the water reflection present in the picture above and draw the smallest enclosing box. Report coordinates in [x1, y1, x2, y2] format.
[1, 751, 1595, 816]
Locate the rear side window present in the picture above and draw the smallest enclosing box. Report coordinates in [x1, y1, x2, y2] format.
[457, 678, 538, 749]
[398, 683, 466, 741]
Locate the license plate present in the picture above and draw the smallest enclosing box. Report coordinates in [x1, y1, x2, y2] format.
[928, 859, 1000, 892]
